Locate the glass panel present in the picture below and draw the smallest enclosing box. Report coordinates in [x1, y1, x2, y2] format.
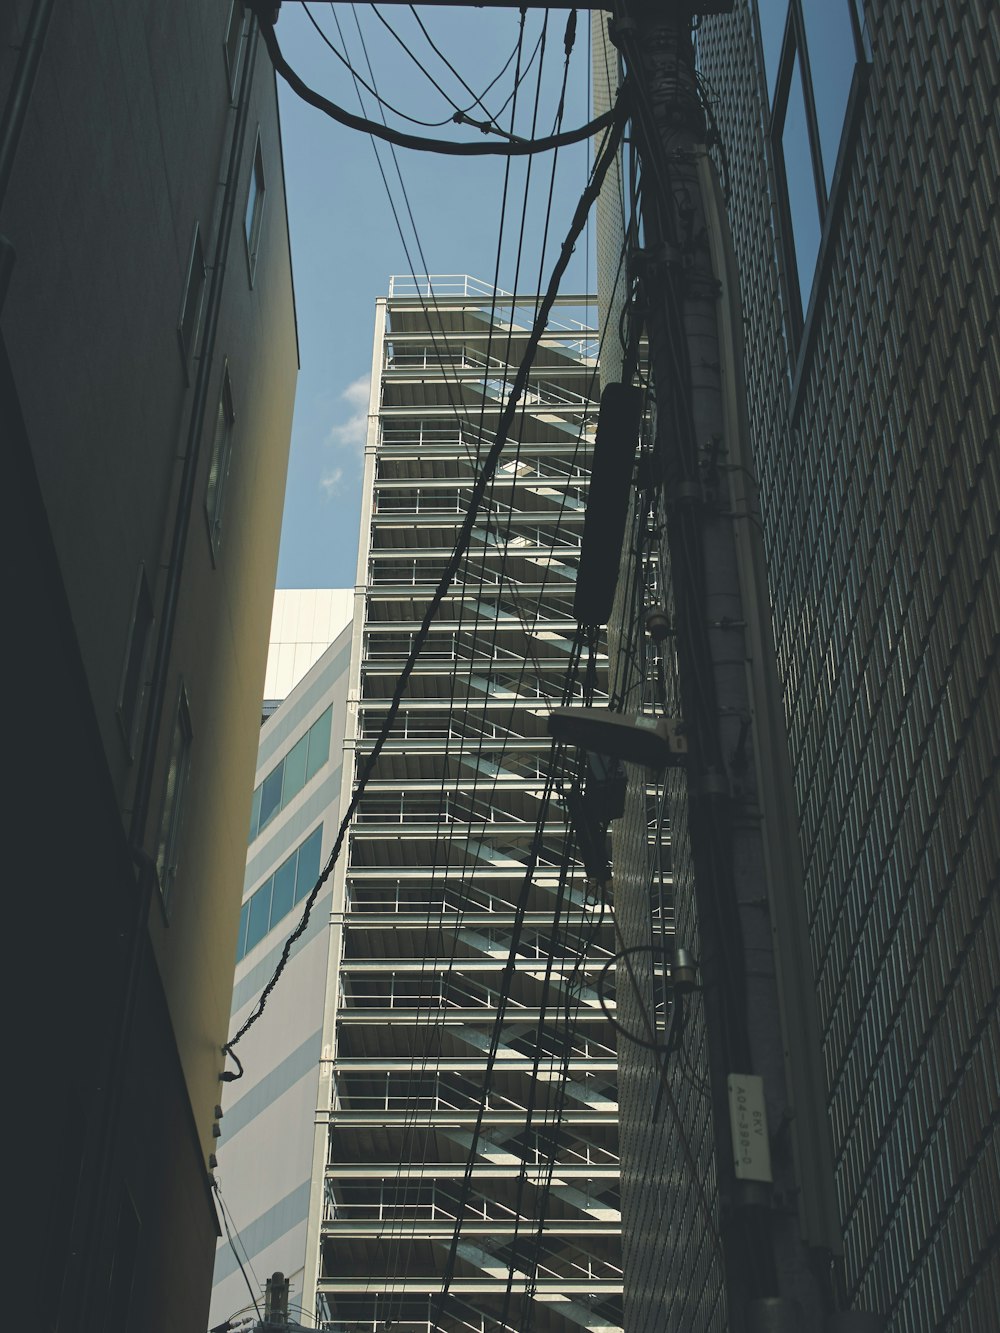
[305, 707, 332, 782]
[224, 1, 245, 91]
[801, 0, 858, 189]
[781, 53, 822, 316]
[245, 164, 259, 247]
[236, 899, 250, 961]
[155, 692, 192, 904]
[258, 763, 283, 832]
[294, 825, 324, 903]
[270, 854, 298, 927]
[248, 783, 262, 843]
[756, 0, 789, 101]
[245, 878, 273, 954]
[283, 733, 309, 804]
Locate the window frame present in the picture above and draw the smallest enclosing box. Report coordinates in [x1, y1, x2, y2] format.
[205, 360, 236, 560]
[223, 0, 247, 99]
[116, 565, 154, 758]
[236, 825, 324, 961]
[758, 0, 869, 345]
[177, 224, 207, 378]
[244, 130, 266, 286]
[155, 684, 193, 915]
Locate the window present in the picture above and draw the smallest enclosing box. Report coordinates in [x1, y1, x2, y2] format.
[236, 825, 324, 960]
[244, 132, 266, 284]
[156, 686, 193, 911]
[206, 362, 236, 554]
[117, 566, 154, 756]
[178, 224, 206, 370]
[757, 0, 868, 328]
[248, 706, 333, 842]
[780, 52, 822, 315]
[223, 0, 246, 97]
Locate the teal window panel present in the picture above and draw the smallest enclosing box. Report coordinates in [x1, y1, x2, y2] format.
[295, 825, 324, 902]
[283, 732, 309, 801]
[258, 764, 283, 834]
[237, 824, 324, 961]
[236, 899, 250, 960]
[305, 706, 332, 782]
[248, 783, 262, 843]
[270, 854, 297, 926]
[245, 879, 273, 954]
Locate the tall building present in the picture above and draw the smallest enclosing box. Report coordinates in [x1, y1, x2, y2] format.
[211, 591, 353, 1328]
[3, 3, 298, 1327]
[274, 277, 621, 1333]
[605, 2, 997, 1330]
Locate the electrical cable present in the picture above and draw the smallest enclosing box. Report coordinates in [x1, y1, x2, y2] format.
[424, 275, 634, 1327]
[329, 15, 568, 1317]
[212, 1181, 262, 1322]
[258, 32, 621, 1315]
[325, 31, 608, 1322]
[365, 3, 519, 141]
[303, 3, 453, 127]
[223, 101, 627, 1076]
[250, 2, 620, 157]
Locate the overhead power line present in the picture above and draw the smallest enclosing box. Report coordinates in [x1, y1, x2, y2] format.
[221, 95, 629, 1076]
[248, 1, 620, 156]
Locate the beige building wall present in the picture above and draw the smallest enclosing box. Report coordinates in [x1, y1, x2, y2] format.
[2, 1, 298, 1326]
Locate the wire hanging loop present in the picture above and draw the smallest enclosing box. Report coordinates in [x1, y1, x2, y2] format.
[597, 943, 677, 1052]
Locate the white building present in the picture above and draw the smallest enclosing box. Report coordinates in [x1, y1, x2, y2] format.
[213, 278, 622, 1333]
[210, 590, 353, 1328]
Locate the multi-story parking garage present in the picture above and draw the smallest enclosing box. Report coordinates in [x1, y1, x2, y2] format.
[309, 278, 624, 1333]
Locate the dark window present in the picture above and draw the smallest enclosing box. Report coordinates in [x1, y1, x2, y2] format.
[178, 225, 206, 368]
[117, 566, 154, 755]
[245, 133, 266, 284]
[223, 0, 246, 96]
[156, 686, 193, 911]
[206, 362, 236, 554]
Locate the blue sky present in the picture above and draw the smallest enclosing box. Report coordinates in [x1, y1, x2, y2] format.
[272, 4, 596, 588]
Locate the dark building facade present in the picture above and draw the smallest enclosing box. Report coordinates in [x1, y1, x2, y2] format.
[3, 2, 298, 1329]
[689, 1, 997, 1327]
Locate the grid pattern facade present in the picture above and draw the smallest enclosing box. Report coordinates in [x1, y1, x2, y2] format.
[698, 2, 999, 1327]
[316, 281, 623, 1333]
[608, 511, 727, 1333]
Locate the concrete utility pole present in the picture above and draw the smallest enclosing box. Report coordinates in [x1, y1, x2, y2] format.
[608, 2, 857, 1329]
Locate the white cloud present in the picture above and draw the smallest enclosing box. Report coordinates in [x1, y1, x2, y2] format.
[326, 375, 370, 451]
[320, 466, 344, 498]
